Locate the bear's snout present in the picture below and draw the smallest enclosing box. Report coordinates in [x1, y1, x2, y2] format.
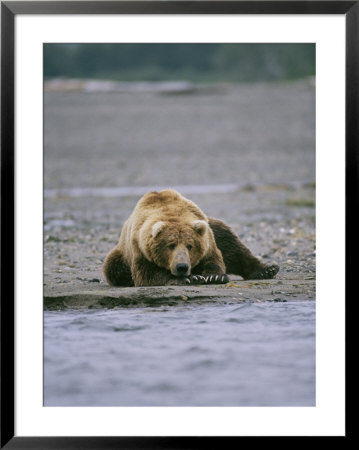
[170, 246, 191, 277]
[175, 263, 189, 276]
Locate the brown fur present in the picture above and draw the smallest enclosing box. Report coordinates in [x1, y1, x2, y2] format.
[103, 189, 225, 287]
[208, 217, 278, 280]
[103, 189, 279, 287]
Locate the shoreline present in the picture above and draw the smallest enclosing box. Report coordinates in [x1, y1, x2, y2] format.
[44, 274, 315, 311]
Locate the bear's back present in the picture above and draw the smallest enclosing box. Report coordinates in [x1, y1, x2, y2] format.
[135, 189, 206, 222]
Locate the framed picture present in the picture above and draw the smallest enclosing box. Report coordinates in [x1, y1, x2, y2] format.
[1, 1, 355, 447]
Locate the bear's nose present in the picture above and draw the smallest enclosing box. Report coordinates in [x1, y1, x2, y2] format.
[176, 263, 189, 275]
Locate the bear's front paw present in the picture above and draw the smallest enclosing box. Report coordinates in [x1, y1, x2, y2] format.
[246, 264, 279, 280]
[188, 275, 207, 285]
[166, 275, 206, 286]
[203, 274, 229, 284]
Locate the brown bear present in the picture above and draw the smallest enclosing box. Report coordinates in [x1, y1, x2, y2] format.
[103, 189, 279, 287]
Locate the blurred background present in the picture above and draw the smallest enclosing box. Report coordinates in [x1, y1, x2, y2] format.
[44, 43, 315, 82]
[44, 44, 316, 407]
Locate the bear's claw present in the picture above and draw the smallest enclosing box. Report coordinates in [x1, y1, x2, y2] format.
[187, 275, 207, 284]
[204, 274, 229, 284]
[245, 264, 279, 280]
[167, 275, 208, 285]
[181, 274, 229, 285]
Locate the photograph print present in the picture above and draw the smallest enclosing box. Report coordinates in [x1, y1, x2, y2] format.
[43, 43, 316, 407]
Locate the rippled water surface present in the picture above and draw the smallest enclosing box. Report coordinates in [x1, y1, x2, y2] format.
[44, 301, 315, 406]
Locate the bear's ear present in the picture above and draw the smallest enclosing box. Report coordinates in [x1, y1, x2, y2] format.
[192, 220, 208, 236]
[151, 221, 166, 238]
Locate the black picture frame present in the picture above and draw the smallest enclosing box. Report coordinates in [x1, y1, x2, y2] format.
[1, 1, 356, 447]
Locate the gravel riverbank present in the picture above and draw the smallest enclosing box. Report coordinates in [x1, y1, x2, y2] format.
[44, 80, 315, 308]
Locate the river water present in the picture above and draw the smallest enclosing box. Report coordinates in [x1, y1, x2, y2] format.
[44, 301, 315, 406]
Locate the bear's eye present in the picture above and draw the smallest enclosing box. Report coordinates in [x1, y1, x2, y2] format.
[168, 244, 176, 250]
[187, 245, 193, 251]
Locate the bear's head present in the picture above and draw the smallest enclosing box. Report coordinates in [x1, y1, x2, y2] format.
[144, 220, 210, 277]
